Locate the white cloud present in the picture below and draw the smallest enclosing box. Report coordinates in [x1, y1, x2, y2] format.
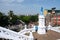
[0, 0, 24, 6]
[1, 0, 15, 3]
[1, 0, 24, 3]
[16, 0, 24, 3]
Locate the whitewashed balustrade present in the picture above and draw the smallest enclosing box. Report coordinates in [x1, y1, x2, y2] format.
[0, 26, 34, 40]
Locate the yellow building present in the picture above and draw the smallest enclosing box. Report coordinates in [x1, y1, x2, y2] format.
[44, 9, 48, 16]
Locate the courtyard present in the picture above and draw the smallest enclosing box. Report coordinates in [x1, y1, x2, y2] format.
[33, 30, 60, 40]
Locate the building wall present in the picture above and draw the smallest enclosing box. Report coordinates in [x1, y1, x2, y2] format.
[45, 9, 60, 26]
[44, 9, 48, 16]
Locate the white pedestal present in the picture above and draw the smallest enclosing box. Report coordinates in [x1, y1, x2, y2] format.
[38, 27, 46, 34]
[38, 15, 46, 34]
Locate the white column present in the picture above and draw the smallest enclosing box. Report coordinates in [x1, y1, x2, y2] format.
[38, 15, 46, 34]
[24, 25, 27, 29]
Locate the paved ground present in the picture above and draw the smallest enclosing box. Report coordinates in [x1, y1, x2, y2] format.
[33, 30, 60, 40]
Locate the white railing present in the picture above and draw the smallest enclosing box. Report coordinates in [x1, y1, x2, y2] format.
[47, 24, 60, 33]
[18, 28, 35, 35]
[1, 24, 60, 40]
[50, 27, 60, 33]
[0, 26, 34, 40]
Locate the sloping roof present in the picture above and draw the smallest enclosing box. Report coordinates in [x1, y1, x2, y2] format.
[48, 10, 60, 13]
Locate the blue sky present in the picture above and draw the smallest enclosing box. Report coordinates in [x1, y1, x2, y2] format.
[0, 0, 60, 15]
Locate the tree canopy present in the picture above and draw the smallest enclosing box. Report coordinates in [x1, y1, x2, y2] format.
[0, 11, 38, 27]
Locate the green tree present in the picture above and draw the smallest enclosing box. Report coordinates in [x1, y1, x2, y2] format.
[1, 16, 9, 27]
[8, 11, 18, 25]
[30, 15, 38, 22]
[0, 12, 9, 27]
[8, 11, 14, 17]
[22, 16, 31, 24]
[8, 11, 14, 25]
[0, 12, 3, 18]
[11, 15, 18, 24]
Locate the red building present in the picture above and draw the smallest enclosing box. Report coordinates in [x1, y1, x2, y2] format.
[51, 15, 60, 26]
[45, 8, 60, 26]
